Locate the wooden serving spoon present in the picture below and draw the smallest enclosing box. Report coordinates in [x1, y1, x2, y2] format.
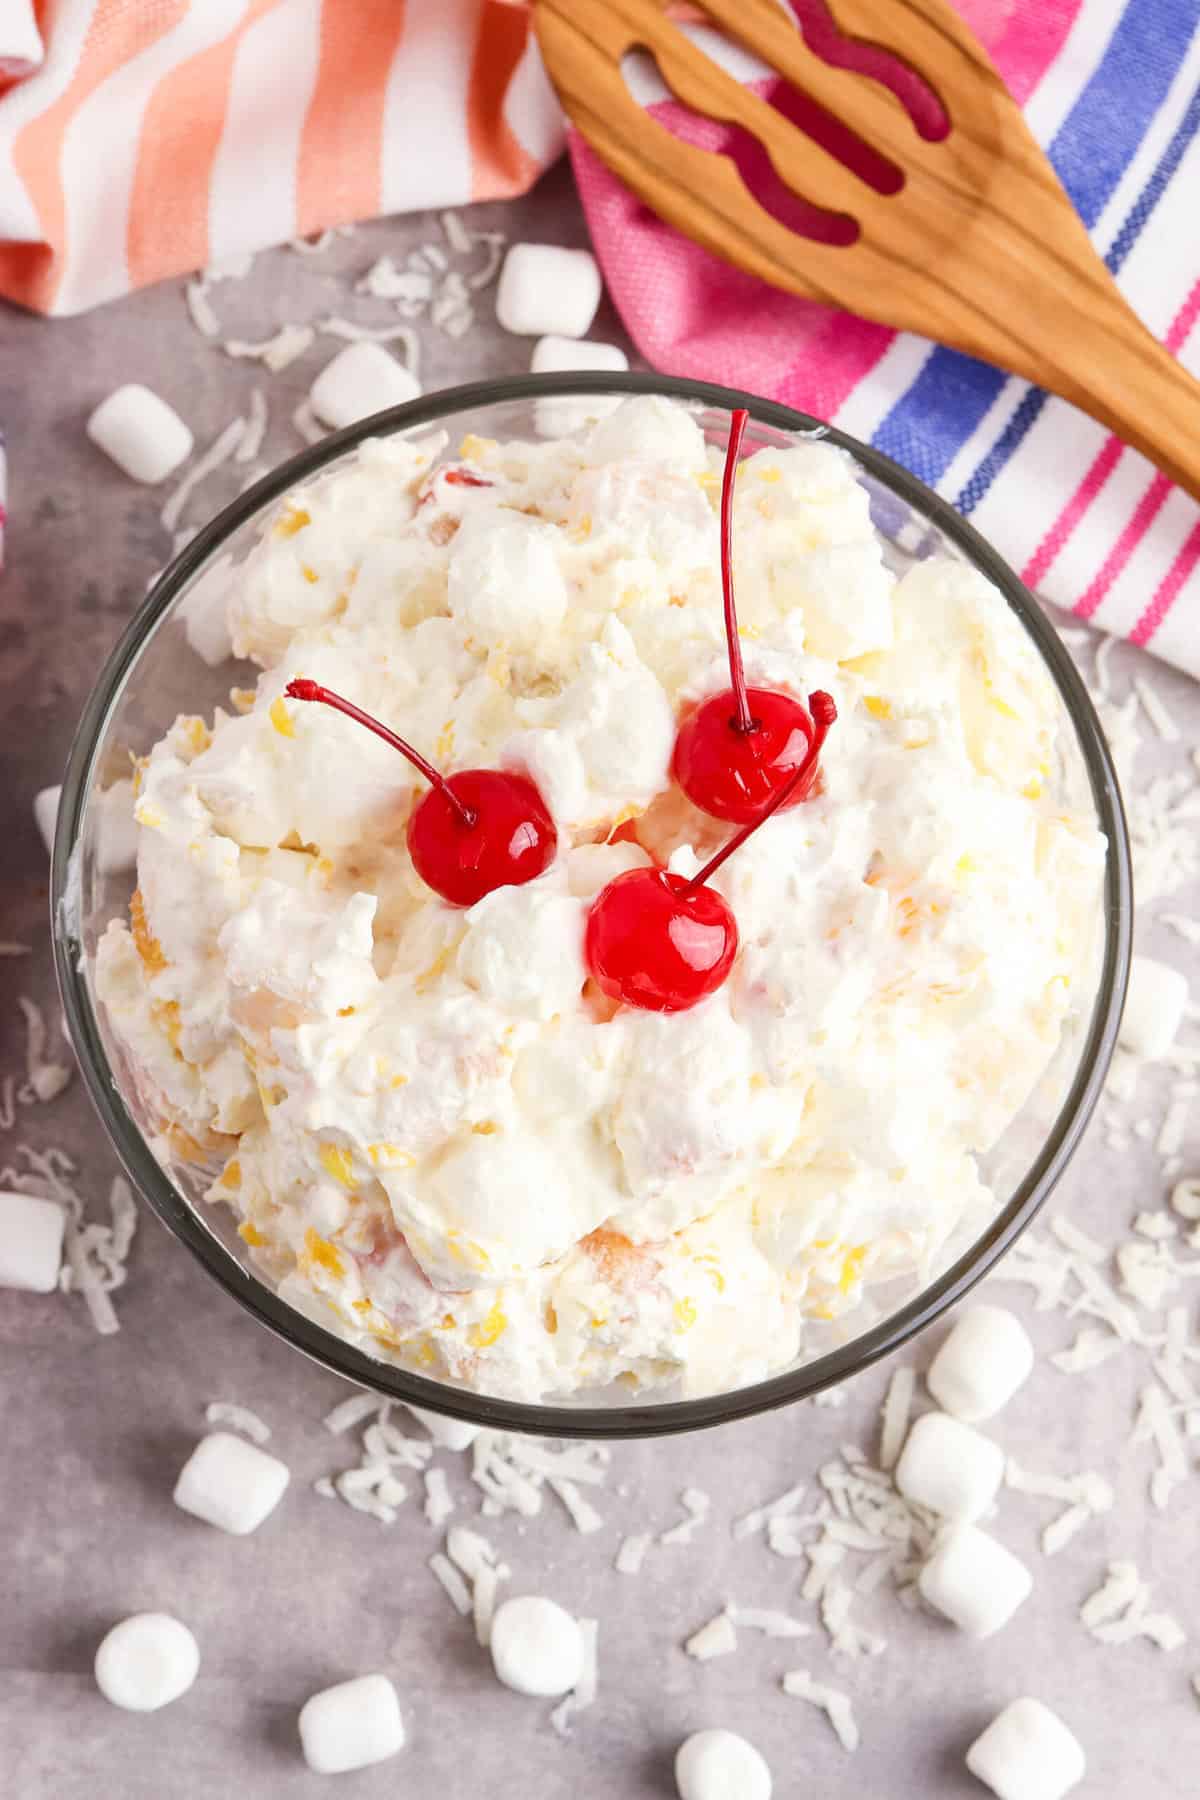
[534, 0, 1200, 500]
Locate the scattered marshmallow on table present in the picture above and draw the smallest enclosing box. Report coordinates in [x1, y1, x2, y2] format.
[308, 342, 421, 431]
[894, 1411, 1005, 1521]
[531, 335, 630, 438]
[1118, 954, 1189, 1061]
[965, 1697, 1085, 1800]
[172, 1430, 289, 1535]
[86, 384, 194, 484]
[405, 1402, 479, 1452]
[94, 1612, 200, 1712]
[298, 1673, 405, 1774]
[675, 1729, 772, 1800]
[927, 1305, 1034, 1423]
[496, 244, 602, 338]
[530, 335, 629, 376]
[0, 1190, 65, 1293]
[919, 1524, 1033, 1638]
[490, 1595, 584, 1698]
[36, 777, 137, 872]
[33, 785, 60, 856]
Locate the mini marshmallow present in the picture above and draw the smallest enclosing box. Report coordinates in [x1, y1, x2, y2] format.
[298, 1673, 405, 1774]
[0, 1190, 65, 1293]
[490, 1595, 584, 1698]
[95, 779, 140, 876]
[919, 1525, 1033, 1638]
[531, 334, 630, 438]
[676, 1729, 772, 1800]
[308, 342, 421, 431]
[894, 1412, 1005, 1521]
[94, 1613, 200, 1713]
[965, 1697, 1085, 1800]
[34, 785, 60, 856]
[172, 1430, 289, 1535]
[1119, 955, 1189, 1061]
[87, 385, 194, 485]
[178, 553, 236, 667]
[927, 1305, 1035, 1422]
[531, 335, 629, 376]
[496, 244, 602, 339]
[405, 1402, 479, 1452]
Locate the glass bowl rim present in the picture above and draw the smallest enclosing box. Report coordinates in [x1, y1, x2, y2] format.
[52, 371, 1133, 1439]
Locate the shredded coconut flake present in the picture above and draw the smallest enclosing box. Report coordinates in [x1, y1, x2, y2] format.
[616, 1532, 651, 1575]
[205, 1401, 271, 1444]
[185, 281, 220, 338]
[1051, 1216, 1108, 1264]
[223, 323, 314, 373]
[878, 1366, 915, 1472]
[235, 388, 268, 464]
[1082, 1560, 1186, 1651]
[551, 1617, 598, 1737]
[1051, 1329, 1124, 1374]
[18, 996, 72, 1103]
[1133, 1383, 1188, 1509]
[548, 1476, 604, 1535]
[1171, 1179, 1200, 1223]
[28, 1153, 139, 1337]
[161, 418, 245, 535]
[1133, 676, 1179, 742]
[728, 1606, 812, 1638]
[782, 1669, 860, 1751]
[660, 1487, 711, 1545]
[323, 1392, 384, 1434]
[428, 1552, 472, 1616]
[423, 1467, 454, 1529]
[732, 1482, 807, 1541]
[684, 1611, 737, 1661]
[441, 210, 473, 256]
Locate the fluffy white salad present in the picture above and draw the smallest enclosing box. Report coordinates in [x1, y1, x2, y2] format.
[95, 397, 1105, 1403]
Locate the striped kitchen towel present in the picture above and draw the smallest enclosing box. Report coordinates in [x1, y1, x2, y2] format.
[573, 0, 1200, 677]
[0, 0, 563, 317]
[2, 3, 1198, 674]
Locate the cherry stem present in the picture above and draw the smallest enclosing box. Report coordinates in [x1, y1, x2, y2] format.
[284, 678, 477, 829]
[721, 407, 754, 736]
[683, 691, 837, 895]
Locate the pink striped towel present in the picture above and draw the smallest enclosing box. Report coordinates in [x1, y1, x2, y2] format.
[1, 1, 1197, 675]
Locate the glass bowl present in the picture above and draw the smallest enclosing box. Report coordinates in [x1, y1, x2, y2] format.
[52, 374, 1132, 1439]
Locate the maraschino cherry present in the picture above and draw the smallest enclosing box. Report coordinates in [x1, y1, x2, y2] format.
[284, 679, 555, 907]
[673, 408, 826, 823]
[587, 691, 837, 1013]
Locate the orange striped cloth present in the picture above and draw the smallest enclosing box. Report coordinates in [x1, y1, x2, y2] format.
[0, 0, 564, 317]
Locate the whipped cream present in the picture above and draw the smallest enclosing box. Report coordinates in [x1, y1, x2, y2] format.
[96, 398, 1105, 1403]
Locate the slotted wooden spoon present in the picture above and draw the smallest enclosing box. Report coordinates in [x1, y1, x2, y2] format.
[535, 0, 1200, 500]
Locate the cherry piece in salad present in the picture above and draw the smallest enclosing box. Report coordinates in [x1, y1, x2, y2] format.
[284, 679, 556, 907]
[584, 867, 737, 1016]
[672, 407, 826, 824]
[587, 691, 837, 1013]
